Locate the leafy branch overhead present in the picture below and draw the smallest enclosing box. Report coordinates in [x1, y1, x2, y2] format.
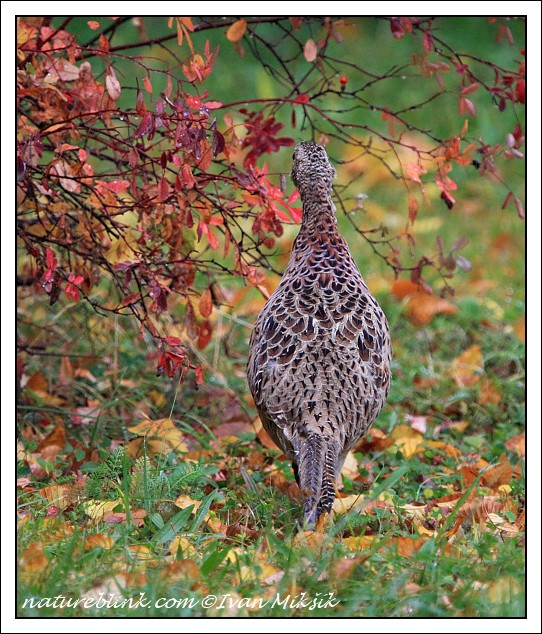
[17, 16, 525, 379]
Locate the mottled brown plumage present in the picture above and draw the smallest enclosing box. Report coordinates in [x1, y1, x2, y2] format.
[247, 141, 392, 524]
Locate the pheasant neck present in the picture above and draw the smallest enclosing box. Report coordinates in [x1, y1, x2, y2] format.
[300, 183, 338, 238]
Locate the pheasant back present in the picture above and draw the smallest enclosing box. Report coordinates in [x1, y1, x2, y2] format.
[247, 141, 392, 525]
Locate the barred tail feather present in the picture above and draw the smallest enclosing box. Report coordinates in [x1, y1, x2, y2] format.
[296, 433, 340, 525]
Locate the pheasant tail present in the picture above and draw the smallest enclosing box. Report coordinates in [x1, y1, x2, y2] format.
[295, 433, 340, 525]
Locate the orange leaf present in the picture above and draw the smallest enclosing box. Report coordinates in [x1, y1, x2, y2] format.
[199, 287, 213, 318]
[252, 416, 279, 450]
[481, 454, 513, 489]
[37, 421, 66, 460]
[38, 484, 72, 510]
[505, 433, 525, 457]
[449, 345, 484, 387]
[19, 543, 49, 575]
[391, 279, 423, 299]
[85, 534, 115, 551]
[408, 193, 419, 223]
[161, 560, 200, 585]
[304, 38, 318, 62]
[143, 75, 153, 95]
[226, 19, 247, 43]
[405, 293, 458, 327]
[478, 378, 502, 406]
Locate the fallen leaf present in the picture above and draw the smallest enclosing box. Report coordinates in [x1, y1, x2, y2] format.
[505, 433, 525, 457]
[129, 545, 153, 561]
[354, 427, 393, 453]
[383, 536, 427, 557]
[292, 531, 328, 555]
[332, 493, 368, 515]
[342, 535, 374, 551]
[161, 559, 200, 586]
[481, 454, 513, 489]
[405, 414, 428, 434]
[340, 452, 360, 479]
[127, 418, 188, 454]
[85, 534, 115, 551]
[478, 378, 502, 405]
[331, 556, 365, 580]
[19, 542, 49, 574]
[449, 345, 484, 387]
[391, 280, 457, 326]
[84, 499, 122, 522]
[418, 440, 461, 459]
[169, 535, 196, 559]
[389, 424, 424, 458]
[487, 576, 522, 604]
[38, 484, 72, 509]
[252, 416, 280, 450]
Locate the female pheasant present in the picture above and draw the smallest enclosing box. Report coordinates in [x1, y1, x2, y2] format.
[247, 141, 392, 525]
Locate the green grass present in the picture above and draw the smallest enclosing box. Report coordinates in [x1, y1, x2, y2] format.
[17, 283, 525, 616]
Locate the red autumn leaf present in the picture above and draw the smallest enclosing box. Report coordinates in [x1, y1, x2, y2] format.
[515, 79, 525, 104]
[293, 94, 310, 104]
[158, 177, 170, 202]
[461, 82, 479, 96]
[287, 189, 300, 204]
[64, 282, 80, 301]
[97, 179, 130, 193]
[45, 247, 57, 270]
[501, 192, 514, 210]
[186, 95, 202, 110]
[390, 17, 406, 39]
[136, 90, 147, 116]
[181, 163, 195, 189]
[194, 366, 204, 385]
[199, 222, 220, 250]
[164, 336, 182, 346]
[212, 128, 225, 156]
[203, 100, 223, 110]
[134, 112, 154, 139]
[406, 163, 427, 185]
[197, 320, 212, 349]
[98, 34, 110, 53]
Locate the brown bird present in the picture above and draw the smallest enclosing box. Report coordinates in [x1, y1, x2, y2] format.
[247, 141, 392, 525]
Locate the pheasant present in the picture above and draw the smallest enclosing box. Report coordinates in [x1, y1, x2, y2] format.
[247, 141, 392, 525]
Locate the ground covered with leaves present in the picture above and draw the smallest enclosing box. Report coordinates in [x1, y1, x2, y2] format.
[17, 235, 525, 617]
